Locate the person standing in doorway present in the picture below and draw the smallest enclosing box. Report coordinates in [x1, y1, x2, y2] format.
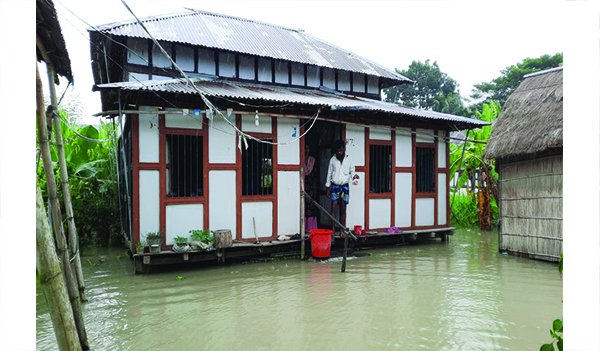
[325, 139, 359, 232]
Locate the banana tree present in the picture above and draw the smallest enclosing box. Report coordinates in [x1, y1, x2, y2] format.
[449, 100, 500, 230]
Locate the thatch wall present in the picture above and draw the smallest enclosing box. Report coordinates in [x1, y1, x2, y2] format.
[499, 155, 562, 262]
[485, 68, 562, 159]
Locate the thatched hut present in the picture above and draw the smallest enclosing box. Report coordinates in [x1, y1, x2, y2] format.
[485, 67, 562, 262]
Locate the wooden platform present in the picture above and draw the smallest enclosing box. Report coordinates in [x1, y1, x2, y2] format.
[133, 227, 454, 273]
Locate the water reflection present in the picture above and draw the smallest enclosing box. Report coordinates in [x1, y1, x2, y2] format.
[37, 229, 562, 350]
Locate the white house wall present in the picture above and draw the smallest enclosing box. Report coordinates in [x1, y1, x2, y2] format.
[209, 116, 236, 163]
[274, 60, 288, 84]
[242, 114, 272, 133]
[128, 72, 149, 82]
[166, 204, 203, 245]
[416, 128, 435, 143]
[346, 171, 365, 228]
[291, 62, 304, 86]
[369, 198, 391, 229]
[395, 173, 412, 227]
[257, 58, 272, 82]
[165, 108, 203, 129]
[127, 38, 148, 65]
[338, 71, 350, 91]
[369, 128, 391, 141]
[346, 126, 365, 166]
[352, 72, 365, 93]
[209, 170, 236, 238]
[138, 107, 159, 163]
[277, 118, 299, 165]
[198, 48, 215, 75]
[242, 202, 273, 238]
[395, 128, 412, 167]
[277, 171, 300, 235]
[175, 45, 195, 72]
[437, 173, 447, 225]
[139, 170, 160, 237]
[219, 52, 236, 78]
[238, 55, 255, 80]
[152, 42, 172, 69]
[306, 66, 320, 87]
[415, 198, 435, 226]
[438, 130, 446, 168]
[367, 76, 379, 95]
[322, 68, 335, 89]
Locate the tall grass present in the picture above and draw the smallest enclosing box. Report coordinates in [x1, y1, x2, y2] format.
[450, 191, 498, 229]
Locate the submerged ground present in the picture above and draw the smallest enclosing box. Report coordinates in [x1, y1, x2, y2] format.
[36, 228, 562, 350]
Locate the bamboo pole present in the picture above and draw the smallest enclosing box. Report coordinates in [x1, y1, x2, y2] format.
[37, 185, 82, 351]
[46, 65, 87, 302]
[300, 167, 305, 260]
[37, 63, 90, 350]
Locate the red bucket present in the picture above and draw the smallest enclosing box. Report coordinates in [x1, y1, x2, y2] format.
[309, 229, 333, 258]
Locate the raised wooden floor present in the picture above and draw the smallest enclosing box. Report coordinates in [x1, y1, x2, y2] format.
[133, 227, 454, 273]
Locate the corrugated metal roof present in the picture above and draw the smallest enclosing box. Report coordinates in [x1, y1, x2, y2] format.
[96, 77, 488, 128]
[91, 10, 410, 84]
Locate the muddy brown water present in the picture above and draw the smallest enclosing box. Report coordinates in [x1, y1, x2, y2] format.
[36, 228, 562, 350]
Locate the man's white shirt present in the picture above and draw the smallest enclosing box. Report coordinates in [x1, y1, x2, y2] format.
[325, 154, 355, 187]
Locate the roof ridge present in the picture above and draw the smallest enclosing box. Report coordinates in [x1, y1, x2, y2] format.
[93, 8, 303, 34]
[523, 66, 563, 79]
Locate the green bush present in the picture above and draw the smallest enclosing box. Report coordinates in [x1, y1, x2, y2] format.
[450, 192, 498, 228]
[37, 111, 120, 246]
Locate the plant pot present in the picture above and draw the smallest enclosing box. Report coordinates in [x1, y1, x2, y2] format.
[173, 244, 190, 253]
[150, 244, 160, 254]
[146, 237, 162, 247]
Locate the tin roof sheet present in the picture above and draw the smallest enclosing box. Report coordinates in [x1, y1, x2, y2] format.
[96, 77, 487, 128]
[92, 10, 410, 84]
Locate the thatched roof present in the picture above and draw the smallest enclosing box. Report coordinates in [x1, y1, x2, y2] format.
[36, 0, 73, 83]
[485, 67, 562, 159]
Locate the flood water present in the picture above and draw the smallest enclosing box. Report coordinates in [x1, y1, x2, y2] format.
[36, 228, 562, 350]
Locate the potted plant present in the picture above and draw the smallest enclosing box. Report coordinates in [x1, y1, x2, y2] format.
[145, 231, 163, 247]
[190, 229, 215, 250]
[173, 235, 190, 253]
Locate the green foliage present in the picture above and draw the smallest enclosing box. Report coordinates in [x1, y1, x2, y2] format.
[471, 53, 563, 108]
[450, 193, 498, 228]
[145, 232, 163, 240]
[449, 101, 500, 230]
[384, 60, 467, 116]
[135, 241, 145, 254]
[37, 110, 120, 246]
[176, 275, 184, 281]
[189, 229, 215, 244]
[173, 236, 189, 245]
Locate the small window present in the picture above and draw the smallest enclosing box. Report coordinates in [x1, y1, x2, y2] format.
[166, 134, 203, 197]
[242, 139, 273, 196]
[369, 144, 392, 193]
[416, 147, 435, 193]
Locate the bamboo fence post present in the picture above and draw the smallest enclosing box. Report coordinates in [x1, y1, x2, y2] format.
[37, 185, 82, 351]
[300, 167, 305, 260]
[46, 66, 87, 302]
[37, 63, 90, 350]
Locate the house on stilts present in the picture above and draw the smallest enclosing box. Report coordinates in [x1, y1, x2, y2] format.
[485, 67, 563, 262]
[88, 9, 488, 270]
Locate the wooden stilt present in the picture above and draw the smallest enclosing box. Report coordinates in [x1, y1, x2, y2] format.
[37, 185, 82, 351]
[46, 65, 87, 302]
[37, 63, 90, 350]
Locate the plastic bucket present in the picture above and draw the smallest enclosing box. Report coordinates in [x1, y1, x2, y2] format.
[309, 229, 333, 258]
[354, 225, 362, 236]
